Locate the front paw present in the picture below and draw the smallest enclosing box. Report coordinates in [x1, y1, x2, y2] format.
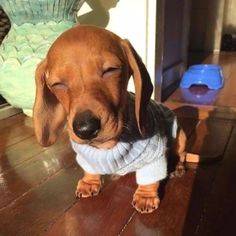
[132, 192, 160, 214]
[76, 178, 101, 198]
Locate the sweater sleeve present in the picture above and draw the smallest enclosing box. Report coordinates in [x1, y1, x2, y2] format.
[135, 152, 167, 185]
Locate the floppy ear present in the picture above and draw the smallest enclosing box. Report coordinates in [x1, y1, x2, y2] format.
[121, 39, 153, 134]
[33, 59, 66, 146]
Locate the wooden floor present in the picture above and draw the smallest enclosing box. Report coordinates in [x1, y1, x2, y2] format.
[1, 53, 236, 235]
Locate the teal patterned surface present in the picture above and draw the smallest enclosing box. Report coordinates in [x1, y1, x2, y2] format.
[0, 0, 80, 25]
[0, 0, 82, 116]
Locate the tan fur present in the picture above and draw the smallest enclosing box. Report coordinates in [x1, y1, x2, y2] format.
[33, 25, 188, 214]
[132, 183, 160, 214]
[76, 172, 102, 198]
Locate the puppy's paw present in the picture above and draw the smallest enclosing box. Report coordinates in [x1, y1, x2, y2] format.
[132, 193, 160, 214]
[75, 178, 101, 198]
[170, 162, 186, 178]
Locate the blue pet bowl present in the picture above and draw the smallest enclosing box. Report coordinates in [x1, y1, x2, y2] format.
[180, 64, 224, 89]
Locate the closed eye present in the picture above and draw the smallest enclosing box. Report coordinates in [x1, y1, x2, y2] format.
[102, 67, 121, 78]
[51, 82, 67, 90]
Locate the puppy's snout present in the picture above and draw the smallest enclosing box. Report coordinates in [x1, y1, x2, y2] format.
[73, 110, 101, 140]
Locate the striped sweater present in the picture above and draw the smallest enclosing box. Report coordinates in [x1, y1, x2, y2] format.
[71, 93, 177, 185]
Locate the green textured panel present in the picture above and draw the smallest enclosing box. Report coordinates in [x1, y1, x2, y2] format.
[0, 0, 82, 116]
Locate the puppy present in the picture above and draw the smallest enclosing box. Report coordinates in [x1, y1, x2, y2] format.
[33, 25, 187, 214]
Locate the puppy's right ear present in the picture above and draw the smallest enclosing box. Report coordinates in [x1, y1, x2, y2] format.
[121, 39, 153, 135]
[33, 59, 66, 146]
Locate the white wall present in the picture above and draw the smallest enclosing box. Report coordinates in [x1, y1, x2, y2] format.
[223, 0, 236, 34]
[205, 0, 225, 52]
[77, 0, 157, 94]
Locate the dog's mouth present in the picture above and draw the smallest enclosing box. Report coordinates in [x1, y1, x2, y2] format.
[69, 118, 123, 149]
[70, 134, 120, 149]
[89, 138, 118, 149]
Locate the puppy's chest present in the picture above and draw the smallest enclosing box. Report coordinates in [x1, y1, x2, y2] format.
[71, 132, 167, 175]
[71, 101, 177, 176]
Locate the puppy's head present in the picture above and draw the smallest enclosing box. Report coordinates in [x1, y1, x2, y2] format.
[33, 25, 153, 148]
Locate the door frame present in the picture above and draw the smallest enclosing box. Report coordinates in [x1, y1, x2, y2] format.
[153, 0, 191, 102]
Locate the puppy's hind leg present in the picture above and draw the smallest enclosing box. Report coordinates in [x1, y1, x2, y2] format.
[170, 128, 187, 178]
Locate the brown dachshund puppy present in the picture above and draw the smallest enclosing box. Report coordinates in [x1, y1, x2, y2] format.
[33, 25, 188, 214]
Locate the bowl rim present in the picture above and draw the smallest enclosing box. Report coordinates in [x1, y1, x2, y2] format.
[189, 64, 221, 71]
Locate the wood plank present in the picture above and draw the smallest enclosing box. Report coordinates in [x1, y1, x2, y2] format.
[0, 163, 82, 236]
[121, 155, 220, 236]
[195, 125, 236, 236]
[0, 106, 22, 120]
[0, 115, 34, 150]
[0, 134, 74, 208]
[0, 131, 70, 173]
[121, 169, 196, 236]
[165, 102, 236, 120]
[216, 76, 236, 108]
[181, 163, 220, 236]
[0, 136, 47, 173]
[0, 97, 235, 235]
[0, 113, 25, 130]
[46, 174, 137, 236]
[186, 118, 233, 162]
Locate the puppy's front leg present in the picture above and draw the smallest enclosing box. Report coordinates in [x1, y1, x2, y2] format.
[132, 157, 166, 213]
[132, 182, 160, 214]
[76, 172, 101, 198]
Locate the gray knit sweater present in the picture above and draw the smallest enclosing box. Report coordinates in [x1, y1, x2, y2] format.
[71, 93, 177, 185]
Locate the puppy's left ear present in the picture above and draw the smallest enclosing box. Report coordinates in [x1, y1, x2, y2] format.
[121, 39, 153, 134]
[33, 59, 67, 146]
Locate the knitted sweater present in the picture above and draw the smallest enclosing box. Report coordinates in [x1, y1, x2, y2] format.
[71, 93, 177, 185]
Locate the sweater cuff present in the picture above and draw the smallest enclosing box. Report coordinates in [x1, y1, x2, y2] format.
[75, 153, 99, 175]
[135, 155, 167, 185]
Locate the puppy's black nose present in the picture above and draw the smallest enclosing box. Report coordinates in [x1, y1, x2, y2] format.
[73, 110, 101, 140]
